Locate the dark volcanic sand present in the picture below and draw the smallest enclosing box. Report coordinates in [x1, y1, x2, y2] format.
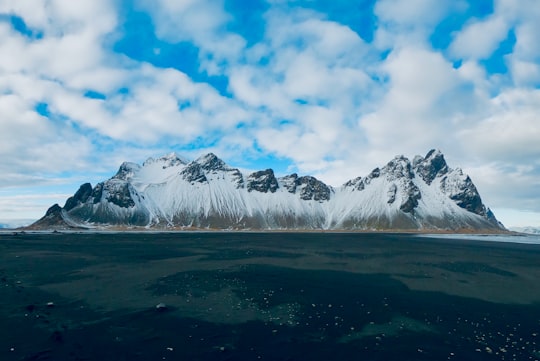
[1, 232, 540, 361]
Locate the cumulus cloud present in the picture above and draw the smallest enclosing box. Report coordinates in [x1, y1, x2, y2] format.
[0, 0, 117, 80]
[0, 192, 72, 221]
[136, 0, 245, 74]
[459, 89, 540, 161]
[374, 0, 464, 49]
[448, 0, 540, 88]
[226, 7, 379, 176]
[359, 45, 473, 161]
[449, 15, 509, 60]
[375, 0, 456, 26]
[0, 0, 250, 180]
[0, 83, 95, 180]
[505, 5, 540, 86]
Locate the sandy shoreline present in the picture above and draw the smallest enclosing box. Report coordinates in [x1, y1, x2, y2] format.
[1, 232, 539, 360]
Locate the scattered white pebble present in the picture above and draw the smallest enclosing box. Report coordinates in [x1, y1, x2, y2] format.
[156, 303, 167, 310]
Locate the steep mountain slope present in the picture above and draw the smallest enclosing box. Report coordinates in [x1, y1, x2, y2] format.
[29, 150, 505, 231]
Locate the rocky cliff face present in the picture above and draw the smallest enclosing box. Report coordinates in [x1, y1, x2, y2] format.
[29, 150, 505, 231]
[247, 169, 279, 193]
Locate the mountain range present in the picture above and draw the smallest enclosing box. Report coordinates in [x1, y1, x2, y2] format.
[28, 149, 505, 232]
[509, 227, 540, 235]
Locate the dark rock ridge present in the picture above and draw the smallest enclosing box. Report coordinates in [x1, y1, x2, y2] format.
[198, 153, 227, 172]
[28, 150, 506, 231]
[414, 149, 449, 185]
[247, 169, 279, 193]
[63, 183, 93, 211]
[181, 162, 207, 183]
[280, 174, 332, 201]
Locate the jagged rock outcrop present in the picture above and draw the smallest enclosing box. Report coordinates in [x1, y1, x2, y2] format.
[441, 169, 486, 216]
[279, 174, 331, 201]
[181, 162, 208, 183]
[414, 149, 449, 185]
[247, 169, 279, 193]
[28, 150, 506, 231]
[64, 183, 93, 211]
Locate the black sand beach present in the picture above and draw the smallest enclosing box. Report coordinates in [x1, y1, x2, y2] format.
[1, 232, 539, 360]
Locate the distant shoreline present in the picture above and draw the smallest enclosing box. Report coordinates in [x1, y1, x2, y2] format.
[7, 226, 518, 235]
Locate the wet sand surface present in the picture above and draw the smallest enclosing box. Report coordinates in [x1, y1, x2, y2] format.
[1, 232, 539, 360]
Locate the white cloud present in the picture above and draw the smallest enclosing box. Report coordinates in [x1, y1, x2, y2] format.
[385, 47, 459, 111]
[465, 162, 540, 215]
[449, 0, 540, 87]
[513, 22, 540, 60]
[450, 15, 509, 60]
[0, 192, 72, 220]
[0, 88, 95, 180]
[458, 88, 540, 160]
[455, 60, 492, 97]
[0, 0, 117, 78]
[0, 0, 48, 30]
[374, 0, 464, 49]
[359, 46, 469, 159]
[225, 7, 378, 176]
[375, 0, 456, 26]
[0, 0, 115, 32]
[255, 105, 349, 171]
[136, 0, 245, 74]
[504, 5, 540, 86]
[453, 86, 540, 215]
[509, 59, 540, 86]
[0, 0, 250, 186]
[227, 8, 372, 112]
[139, 0, 229, 40]
[40, 63, 250, 144]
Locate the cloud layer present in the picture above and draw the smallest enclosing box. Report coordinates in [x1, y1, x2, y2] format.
[0, 0, 539, 225]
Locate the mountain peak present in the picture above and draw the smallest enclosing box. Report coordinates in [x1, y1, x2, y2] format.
[382, 155, 414, 180]
[113, 162, 141, 181]
[63, 183, 93, 211]
[414, 148, 449, 185]
[247, 169, 279, 193]
[196, 153, 227, 171]
[143, 152, 187, 168]
[180, 161, 208, 183]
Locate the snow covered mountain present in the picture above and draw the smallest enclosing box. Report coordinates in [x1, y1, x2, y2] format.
[509, 227, 540, 235]
[29, 150, 505, 231]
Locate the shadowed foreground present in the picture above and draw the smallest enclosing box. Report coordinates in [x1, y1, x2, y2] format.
[1, 232, 539, 361]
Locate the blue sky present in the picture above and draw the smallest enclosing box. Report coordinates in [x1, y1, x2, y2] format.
[0, 0, 539, 228]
